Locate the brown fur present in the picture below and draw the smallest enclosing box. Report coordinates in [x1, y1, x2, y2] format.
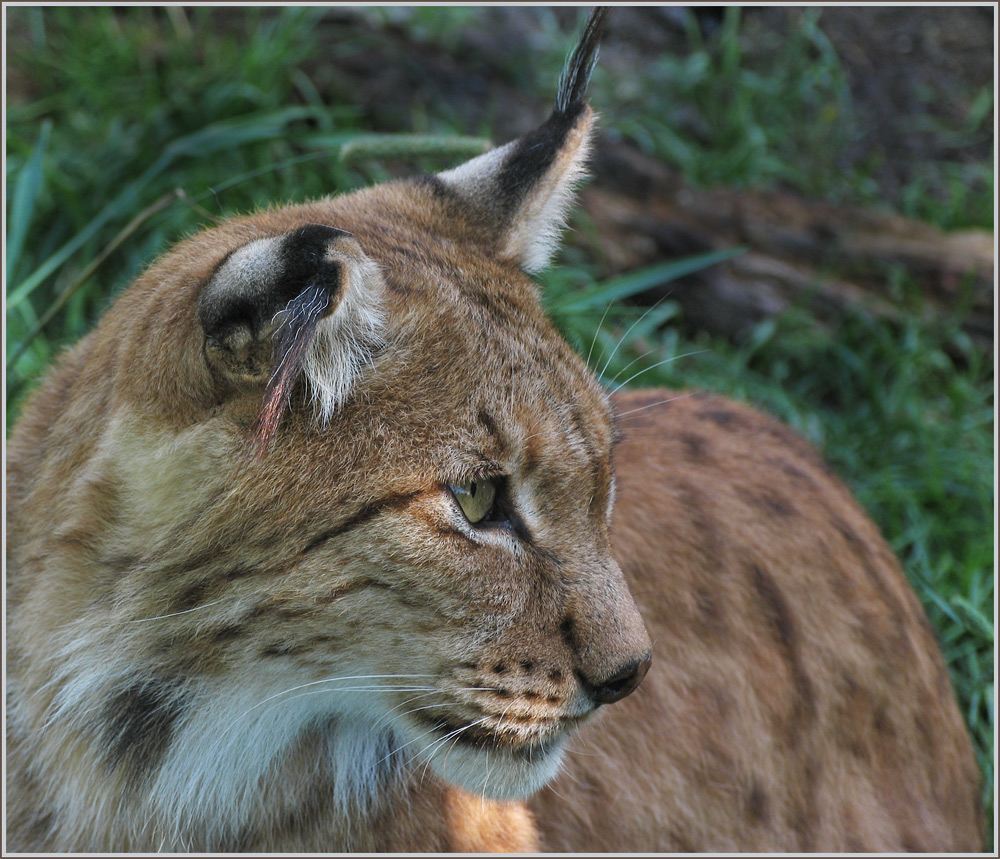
[531, 389, 983, 851]
[5, 10, 982, 853]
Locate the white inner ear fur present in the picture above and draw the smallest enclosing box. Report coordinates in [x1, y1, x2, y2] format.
[504, 118, 592, 274]
[302, 247, 385, 422]
[437, 108, 594, 274]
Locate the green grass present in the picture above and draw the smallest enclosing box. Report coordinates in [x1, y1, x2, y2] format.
[6, 5, 994, 847]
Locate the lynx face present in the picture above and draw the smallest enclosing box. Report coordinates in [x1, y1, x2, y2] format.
[110, 184, 651, 807]
[6, 10, 650, 846]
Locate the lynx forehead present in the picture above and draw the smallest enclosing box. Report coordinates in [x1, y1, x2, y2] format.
[5, 7, 982, 854]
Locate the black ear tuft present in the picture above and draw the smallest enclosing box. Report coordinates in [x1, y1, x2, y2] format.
[434, 7, 611, 273]
[555, 7, 610, 115]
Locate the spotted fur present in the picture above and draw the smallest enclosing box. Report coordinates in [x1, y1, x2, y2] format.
[5, 8, 981, 853]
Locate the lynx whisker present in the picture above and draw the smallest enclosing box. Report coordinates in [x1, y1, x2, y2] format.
[413, 715, 494, 786]
[614, 392, 698, 420]
[598, 294, 676, 381]
[381, 705, 485, 766]
[125, 599, 226, 623]
[229, 674, 440, 724]
[609, 350, 708, 395]
[585, 302, 614, 369]
[602, 344, 662, 392]
[372, 690, 494, 736]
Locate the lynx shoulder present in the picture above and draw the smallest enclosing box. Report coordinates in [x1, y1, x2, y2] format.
[5, 8, 981, 853]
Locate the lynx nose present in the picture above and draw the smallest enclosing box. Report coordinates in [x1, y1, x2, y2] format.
[585, 652, 652, 705]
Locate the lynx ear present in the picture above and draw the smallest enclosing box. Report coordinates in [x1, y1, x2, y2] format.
[436, 8, 608, 274]
[198, 224, 384, 450]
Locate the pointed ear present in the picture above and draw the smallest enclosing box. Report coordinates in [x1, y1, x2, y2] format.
[435, 8, 609, 274]
[198, 224, 384, 450]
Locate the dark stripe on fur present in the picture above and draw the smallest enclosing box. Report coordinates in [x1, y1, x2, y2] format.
[750, 563, 817, 734]
[302, 490, 422, 555]
[100, 680, 186, 783]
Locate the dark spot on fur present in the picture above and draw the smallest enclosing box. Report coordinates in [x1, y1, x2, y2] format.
[211, 624, 245, 642]
[464, 287, 510, 323]
[171, 578, 214, 613]
[751, 565, 794, 651]
[668, 829, 697, 852]
[273, 605, 312, 620]
[680, 432, 708, 459]
[694, 587, 727, 637]
[101, 681, 185, 782]
[493, 688, 513, 699]
[560, 615, 576, 647]
[765, 457, 815, 486]
[318, 578, 388, 604]
[699, 408, 744, 429]
[548, 670, 563, 683]
[873, 704, 895, 737]
[833, 516, 867, 555]
[478, 408, 500, 440]
[800, 757, 821, 849]
[736, 486, 797, 517]
[492, 662, 507, 675]
[676, 481, 727, 570]
[261, 641, 310, 658]
[848, 738, 871, 761]
[546, 695, 562, 705]
[761, 490, 796, 517]
[746, 779, 770, 823]
[520, 660, 535, 673]
[524, 691, 540, 700]
[99, 553, 141, 572]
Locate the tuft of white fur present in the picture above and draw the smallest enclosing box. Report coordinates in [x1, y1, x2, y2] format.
[148, 677, 402, 840]
[31, 615, 411, 850]
[502, 127, 592, 275]
[301, 252, 386, 422]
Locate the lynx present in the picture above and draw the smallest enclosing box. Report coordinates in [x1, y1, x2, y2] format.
[5, 9, 982, 853]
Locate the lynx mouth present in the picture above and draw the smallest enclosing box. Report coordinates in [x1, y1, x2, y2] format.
[423, 715, 563, 759]
[406, 713, 569, 799]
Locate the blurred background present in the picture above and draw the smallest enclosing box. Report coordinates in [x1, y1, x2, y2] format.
[5, 5, 994, 844]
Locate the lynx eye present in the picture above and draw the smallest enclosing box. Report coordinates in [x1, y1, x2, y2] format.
[449, 479, 497, 525]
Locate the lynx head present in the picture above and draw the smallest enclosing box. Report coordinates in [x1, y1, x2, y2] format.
[10, 8, 650, 829]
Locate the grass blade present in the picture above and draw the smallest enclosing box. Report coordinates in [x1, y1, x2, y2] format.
[6, 119, 51, 284]
[6, 190, 183, 372]
[551, 246, 746, 312]
[7, 107, 321, 308]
